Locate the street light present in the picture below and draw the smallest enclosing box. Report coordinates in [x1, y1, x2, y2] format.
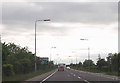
[80, 38, 90, 69]
[72, 51, 77, 65]
[50, 47, 56, 61]
[80, 39, 90, 60]
[55, 54, 59, 64]
[80, 39, 88, 41]
[34, 19, 50, 72]
[68, 56, 74, 64]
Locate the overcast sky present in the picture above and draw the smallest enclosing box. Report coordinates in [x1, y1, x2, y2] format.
[0, 1, 118, 64]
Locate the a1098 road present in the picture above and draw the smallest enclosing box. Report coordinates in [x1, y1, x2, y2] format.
[27, 69, 119, 83]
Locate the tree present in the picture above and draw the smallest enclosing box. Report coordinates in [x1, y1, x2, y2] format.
[2, 43, 34, 75]
[2, 42, 56, 77]
[20, 58, 31, 74]
[83, 59, 95, 67]
[118, 53, 120, 76]
[110, 53, 118, 72]
[2, 43, 10, 64]
[98, 54, 101, 61]
[97, 58, 108, 71]
[78, 61, 82, 67]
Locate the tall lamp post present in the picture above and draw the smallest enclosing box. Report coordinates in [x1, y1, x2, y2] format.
[72, 51, 77, 65]
[55, 54, 59, 64]
[68, 56, 73, 65]
[80, 38, 90, 69]
[35, 19, 50, 72]
[80, 39, 90, 60]
[50, 47, 56, 61]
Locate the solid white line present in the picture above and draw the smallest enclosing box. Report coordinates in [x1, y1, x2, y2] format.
[40, 70, 57, 83]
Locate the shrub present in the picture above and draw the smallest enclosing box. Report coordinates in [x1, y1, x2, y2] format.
[3, 64, 14, 76]
[101, 66, 108, 72]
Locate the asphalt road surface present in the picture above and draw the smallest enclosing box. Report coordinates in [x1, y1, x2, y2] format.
[26, 69, 119, 83]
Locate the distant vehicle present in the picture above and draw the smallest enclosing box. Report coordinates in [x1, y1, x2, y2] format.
[66, 66, 70, 70]
[58, 63, 65, 71]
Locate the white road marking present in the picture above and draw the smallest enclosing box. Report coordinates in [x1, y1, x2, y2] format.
[77, 69, 118, 81]
[104, 76, 118, 80]
[68, 74, 70, 77]
[40, 70, 57, 83]
[84, 80, 90, 83]
[68, 69, 91, 83]
[77, 76, 90, 83]
[74, 74, 76, 76]
[73, 69, 118, 82]
[78, 76, 81, 79]
[71, 73, 73, 74]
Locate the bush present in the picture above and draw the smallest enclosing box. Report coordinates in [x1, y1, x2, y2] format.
[20, 58, 31, 74]
[90, 66, 97, 70]
[3, 64, 14, 76]
[101, 66, 108, 72]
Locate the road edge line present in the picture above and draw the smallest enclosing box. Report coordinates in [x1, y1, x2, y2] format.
[40, 69, 57, 83]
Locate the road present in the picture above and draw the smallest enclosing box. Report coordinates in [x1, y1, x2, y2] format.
[26, 69, 119, 83]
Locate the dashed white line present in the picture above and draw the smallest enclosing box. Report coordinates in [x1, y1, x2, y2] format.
[77, 70, 118, 81]
[77, 76, 90, 83]
[68, 74, 70, 77]
[71, 73, 73, 74]
[74, 74, 76, 76]
[40, 70, 57, 83]
[68, 69, 90, 83]
[84, 80, 90, 83]
[78, 76, 81, 79]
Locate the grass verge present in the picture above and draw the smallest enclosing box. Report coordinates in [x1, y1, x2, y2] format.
[3, 68, 56, 82]
[72, 67, 119, 77]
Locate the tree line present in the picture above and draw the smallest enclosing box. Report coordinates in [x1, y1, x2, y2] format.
[70, 53, 120, 76]
[2, 42, 54, 77]
[2, 42, 120, 77]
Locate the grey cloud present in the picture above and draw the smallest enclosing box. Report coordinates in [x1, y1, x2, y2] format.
[2, 2, 118, 37]
[2, 22, 71, 37]
[2, 2, 117, 24]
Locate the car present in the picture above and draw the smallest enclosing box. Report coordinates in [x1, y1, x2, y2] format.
[66, 66, 70, 70]
[58, 63, 65, 71]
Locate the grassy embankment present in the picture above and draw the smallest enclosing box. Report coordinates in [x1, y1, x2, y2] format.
[3, 67, 56, 82]
[72, 67, 119, 76]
